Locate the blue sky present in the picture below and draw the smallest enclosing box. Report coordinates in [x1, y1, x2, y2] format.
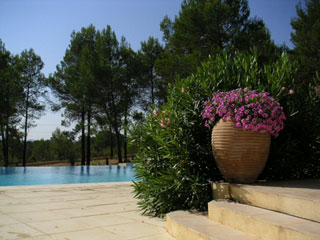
[0, 0, 301, 140]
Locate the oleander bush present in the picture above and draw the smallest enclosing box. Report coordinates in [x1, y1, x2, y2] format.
[130, 50, 320, 217]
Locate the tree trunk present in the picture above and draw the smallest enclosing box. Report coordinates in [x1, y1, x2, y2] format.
[109, 125, 113, 160]
[124, 107, 128, 163]
[105, 134, 109, 164]
[1, 124, 8, 167]
[81, 110, 86, 165]
[115, 128, 122, 163]
[111, 110, 122, 163]
[86, 109, 91, 166]
[22, 85, 31, 167]
[124, 129, 127, 163]
[22, 119, 27, 167]
[107, 86, 121, 163]
[1, 132, 6, 166]
[22, 95, 29, 167]
[4, 124, 9, 167]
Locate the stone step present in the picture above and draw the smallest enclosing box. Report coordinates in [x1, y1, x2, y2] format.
[211, 180, 320, 222]
[208, 200, 320, 240]
[167, 211, 258, 240]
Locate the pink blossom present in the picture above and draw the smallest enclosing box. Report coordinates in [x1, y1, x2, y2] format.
[160, 119, 166, 129]
[162, 110, 166, 114]
[289, 89, 294, 95]
[281, 87, 286, 91]
[153, 109, 158, 116]
[181, 87, 185, 93]
[166, 118, 170, 125]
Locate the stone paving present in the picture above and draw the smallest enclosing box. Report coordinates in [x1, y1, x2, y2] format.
[0, 182, 175, 240]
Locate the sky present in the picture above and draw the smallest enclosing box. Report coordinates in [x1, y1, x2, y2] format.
[0, 0, 301, 140]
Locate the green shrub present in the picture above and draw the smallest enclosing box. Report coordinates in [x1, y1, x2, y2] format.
[263, 73, 320, 179]
[130, 50, 320, 217]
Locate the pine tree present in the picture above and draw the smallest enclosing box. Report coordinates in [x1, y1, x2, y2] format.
[0, 40, 22, 167]
[156, 0, 278, 84]
[18, 49, 46, 167]
[291, 0, 320, 83]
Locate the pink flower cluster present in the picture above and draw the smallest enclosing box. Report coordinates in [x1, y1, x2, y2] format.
[153, 109, 170, 129]
[202, 88, 286, 137]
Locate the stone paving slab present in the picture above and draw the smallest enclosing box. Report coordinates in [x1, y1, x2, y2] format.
[0, 182, 175, 240]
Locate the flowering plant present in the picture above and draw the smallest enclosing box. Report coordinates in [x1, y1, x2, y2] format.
[153, 109, 170, 129]
[202, 88, 286, 137]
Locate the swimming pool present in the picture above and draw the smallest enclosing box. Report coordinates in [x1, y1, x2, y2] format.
[0, 165, 135, 186]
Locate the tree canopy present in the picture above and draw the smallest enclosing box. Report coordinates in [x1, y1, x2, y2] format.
[48, 25, 140, 164]
[137, 37, 164, 109]
[156, 0, 280, 84]
[291, 0, 320, 82]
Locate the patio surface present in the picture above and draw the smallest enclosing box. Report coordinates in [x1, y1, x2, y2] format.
[0, 182, 175, 240]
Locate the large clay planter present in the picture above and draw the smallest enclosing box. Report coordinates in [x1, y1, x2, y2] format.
[212, 118, 271, 183]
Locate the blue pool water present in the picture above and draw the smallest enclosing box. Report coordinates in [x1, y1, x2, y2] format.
[0, 165, 135, 186]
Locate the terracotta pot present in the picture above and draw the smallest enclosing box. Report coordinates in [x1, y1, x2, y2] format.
[212, 118, 271, 183]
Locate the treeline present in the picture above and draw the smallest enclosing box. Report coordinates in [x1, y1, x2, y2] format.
[1, 0, 319, 167]
[2, 128, 134, 166]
